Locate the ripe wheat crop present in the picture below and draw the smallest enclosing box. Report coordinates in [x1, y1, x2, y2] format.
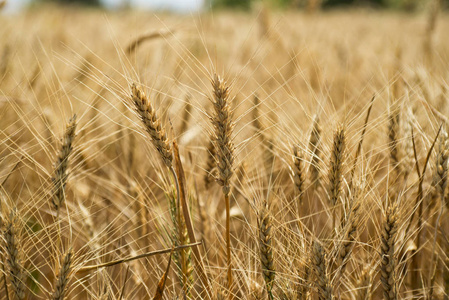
[0, 2, 449, 299]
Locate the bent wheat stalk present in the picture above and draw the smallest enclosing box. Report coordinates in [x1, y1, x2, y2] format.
[77, 242, 201, 272]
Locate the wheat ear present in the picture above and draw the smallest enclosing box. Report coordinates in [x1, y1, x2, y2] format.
[211, 74, 235, 295]
[52, 114, 77, 211]
[335, 196, 360, 276]
[293, 145, 306, 206]
[204, 139, 216, 190]
[52, 249, 73, 300]
[258, 202, 275, 299]
[328, 126, 346, 206]
[357, 265, 373, 300]
[309, 115, 322, 188]
[312, 241, 332, 300]
[131, 83, 173, 168]
[387, 101, 400, 179]
[380, 205, 398, 300]
[433, 128, 448, 206]
[429, 127, 449, 297]
[4, 209, 26, 300]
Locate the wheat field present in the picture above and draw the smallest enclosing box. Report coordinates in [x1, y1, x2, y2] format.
[1, 2, 449, 299]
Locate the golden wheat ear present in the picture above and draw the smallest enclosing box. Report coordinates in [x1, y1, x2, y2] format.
[328, 125, 346, 207]
[131, 83, 173, 168]
[257, 202, 275, 299]
[387, 100, 401, 181]
[380, 205, 398, 300]
[204, 139, 217, 190]
[293, 144, 306, 205]
[312, 241, 332, 300]
[309, 115, 322, 189]
[211, 74, 235, 197]
[52, 248, 73, 300]
[210, 74, 236, 295]
[52, 114, 77, 212]
[433, 128, 448, 206]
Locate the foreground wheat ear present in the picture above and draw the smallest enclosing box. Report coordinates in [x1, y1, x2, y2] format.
[210, 74, 235, 296]
[52, 114, 77, 212]
[131, 83, 173, 168]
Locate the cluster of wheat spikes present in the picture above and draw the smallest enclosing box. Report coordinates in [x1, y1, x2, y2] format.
[1, 2, 449, 299]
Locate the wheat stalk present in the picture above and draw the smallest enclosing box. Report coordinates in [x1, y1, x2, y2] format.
[167, 189, 194, 296]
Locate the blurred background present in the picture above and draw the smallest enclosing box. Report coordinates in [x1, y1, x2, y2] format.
[4, 0, 449, 13]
